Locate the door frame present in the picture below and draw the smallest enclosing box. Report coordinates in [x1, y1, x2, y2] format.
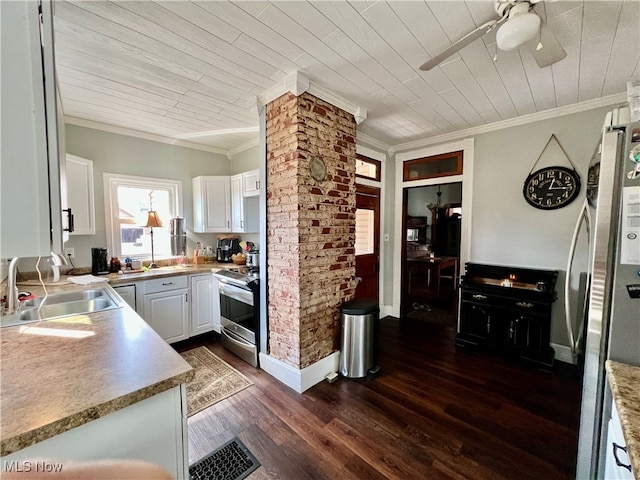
[356, 145, 386, 307]
[392, 138, 475, 318]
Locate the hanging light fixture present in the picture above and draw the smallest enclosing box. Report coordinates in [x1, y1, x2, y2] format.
[496, 2, 541, 51]
[145, 209, 163, 269]
[427, 185, 444, 211]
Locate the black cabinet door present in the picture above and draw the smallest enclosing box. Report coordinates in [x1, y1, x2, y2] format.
[458, 302, 493, 346]
[506, 313, 546, 356]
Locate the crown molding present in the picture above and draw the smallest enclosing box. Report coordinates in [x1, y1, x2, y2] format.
[356, 131, 391, 154]
[390, 92, 628, 154]
[227, 137, 259, 160]
[64, 117, 229, 155]
[258, 71, 367, 125]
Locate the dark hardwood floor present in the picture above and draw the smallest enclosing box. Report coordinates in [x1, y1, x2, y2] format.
[175, 306, 582, 479]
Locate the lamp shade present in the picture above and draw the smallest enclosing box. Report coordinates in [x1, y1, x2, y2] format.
[145, 210, 163, 228]
[496, 12, 541, 51]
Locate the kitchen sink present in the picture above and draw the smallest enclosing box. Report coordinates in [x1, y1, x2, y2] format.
[1, 287, 122, 327]
[21, 289, 107, 308]
[17, 298, 116, 321]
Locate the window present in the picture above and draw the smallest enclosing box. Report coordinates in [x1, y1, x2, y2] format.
[403, 150, 463, 181]
[356, 154, 381, 181]
[355, 209, 375, 255]
[104, 174, 182, 260]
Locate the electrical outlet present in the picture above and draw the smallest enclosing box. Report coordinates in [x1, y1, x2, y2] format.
[64, 247, 75, 258]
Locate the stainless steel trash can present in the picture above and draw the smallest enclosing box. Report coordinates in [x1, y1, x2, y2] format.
[339, 298, 380, 378]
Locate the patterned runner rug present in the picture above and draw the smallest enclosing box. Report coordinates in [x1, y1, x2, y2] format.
[180, 346, 253, 416]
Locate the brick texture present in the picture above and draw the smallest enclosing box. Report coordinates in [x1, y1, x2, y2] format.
[266, 92, 357, 369]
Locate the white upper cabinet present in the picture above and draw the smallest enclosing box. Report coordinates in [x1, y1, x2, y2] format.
[192, 176, 231, 233]
[231, 174, 245, 233]
[242, 169, 260, 197]
[1, 1, 62, 257]
[66, 154, 95, 235]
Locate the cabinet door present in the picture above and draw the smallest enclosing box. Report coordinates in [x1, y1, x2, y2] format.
[230, 174, 245, 233]
[507, 313, 547, 357]
[143, 289, 189, 343]
[211, 275, 221, 333]
[66, 154, 95, 235]
[458, 301, 493, 345]
[242, 170, 260, 197]
[1, 1, 57, 257]
[192, 176, 231, 233]
[190, 275, 215, 336]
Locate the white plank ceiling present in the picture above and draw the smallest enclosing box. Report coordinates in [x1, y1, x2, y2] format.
[53, 0, 640, 154]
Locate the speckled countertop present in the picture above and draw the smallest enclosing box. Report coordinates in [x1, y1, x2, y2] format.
[0, 282, 195, 457]
[106, 262, 229, 284]
[606, 360, 640, 476]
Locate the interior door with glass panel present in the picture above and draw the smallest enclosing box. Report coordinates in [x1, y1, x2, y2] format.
[355, 185, 380, 300]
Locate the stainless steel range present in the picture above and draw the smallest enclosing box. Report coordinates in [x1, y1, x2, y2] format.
[213, 267, 260, 367]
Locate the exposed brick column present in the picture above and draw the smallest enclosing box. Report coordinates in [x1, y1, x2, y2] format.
[266, 91, 356, 370]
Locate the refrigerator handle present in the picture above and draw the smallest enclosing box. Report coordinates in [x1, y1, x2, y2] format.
[564, 198, 592, 361]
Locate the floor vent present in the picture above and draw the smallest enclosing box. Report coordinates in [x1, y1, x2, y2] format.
[189, 437, 260, 480]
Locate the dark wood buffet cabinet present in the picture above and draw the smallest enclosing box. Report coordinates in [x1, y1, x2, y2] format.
[457, 263, 558, 368]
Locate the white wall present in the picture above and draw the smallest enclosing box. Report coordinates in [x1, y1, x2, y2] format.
[384, 104, 614, 352]
[469, 106, 611, 350]
[64, 125, 232, 267]
[230, 144, 259, 174]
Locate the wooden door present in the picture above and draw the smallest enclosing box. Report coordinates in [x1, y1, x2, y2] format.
[354, 185, 380, 300]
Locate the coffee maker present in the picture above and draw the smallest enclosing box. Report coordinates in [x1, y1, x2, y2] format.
[216, 238, 240, 263]
[91, 247, 109, 275]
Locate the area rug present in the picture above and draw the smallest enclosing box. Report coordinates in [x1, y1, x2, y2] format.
[180, 347, 253, 417]
[189, 437, 260, 480]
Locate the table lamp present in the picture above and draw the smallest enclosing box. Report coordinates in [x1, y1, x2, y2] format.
[145, 210, 163, 268]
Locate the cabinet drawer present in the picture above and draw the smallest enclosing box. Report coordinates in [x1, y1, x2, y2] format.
[461, 290, 548, 314]
[144, 275, 188, 294]
[462, 291, 493, 303]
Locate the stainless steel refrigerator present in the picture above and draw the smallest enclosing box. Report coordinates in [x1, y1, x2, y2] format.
[572, 116, 640, 478]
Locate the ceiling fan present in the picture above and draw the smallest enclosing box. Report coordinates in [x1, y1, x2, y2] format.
[419, 0, 567, 71]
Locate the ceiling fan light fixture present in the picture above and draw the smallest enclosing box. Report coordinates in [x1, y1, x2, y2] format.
[496, 11, 541, 51]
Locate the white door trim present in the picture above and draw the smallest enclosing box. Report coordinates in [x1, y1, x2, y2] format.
[356, 144, 387, 308]
[392, 138, 474, 317]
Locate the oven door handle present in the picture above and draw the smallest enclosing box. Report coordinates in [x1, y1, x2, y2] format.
[222, 327, 253, 347]
[219, 283, 254, 306]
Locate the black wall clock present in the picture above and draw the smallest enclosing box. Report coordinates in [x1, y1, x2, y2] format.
[523, 166, 581, 210]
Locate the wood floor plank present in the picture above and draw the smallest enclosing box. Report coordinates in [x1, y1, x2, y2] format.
[177, 306, 580, 479]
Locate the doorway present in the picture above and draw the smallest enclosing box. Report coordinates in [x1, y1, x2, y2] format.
[401, 181, 463, 317]
[354, 184, 380, 300]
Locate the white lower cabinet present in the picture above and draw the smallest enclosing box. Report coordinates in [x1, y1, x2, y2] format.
[1, 385, 189, 479]
[605, 401, 634, 479]
[190, 274, 218, 336]
[142, 276, 189, 344]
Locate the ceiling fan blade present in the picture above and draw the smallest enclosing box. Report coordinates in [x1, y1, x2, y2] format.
[524, 21, 567, 68]
[419, 18, 501, 71]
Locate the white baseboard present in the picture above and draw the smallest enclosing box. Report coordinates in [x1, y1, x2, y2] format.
[380, 304, 395, 318]
[259, 351, 340, 393]
[551, 343, 576, 364]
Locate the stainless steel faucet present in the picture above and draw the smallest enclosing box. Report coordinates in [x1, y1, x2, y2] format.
[5, 257, 20, 314]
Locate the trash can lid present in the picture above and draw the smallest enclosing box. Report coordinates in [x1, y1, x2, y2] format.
[341, 298, 379, 315]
